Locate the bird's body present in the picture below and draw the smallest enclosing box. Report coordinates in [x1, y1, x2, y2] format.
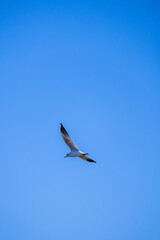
[60, 123, 96, 163]
[65, 150, 85, 158]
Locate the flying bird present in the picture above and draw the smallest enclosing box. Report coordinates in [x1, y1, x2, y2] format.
[60, 123, 96, 163]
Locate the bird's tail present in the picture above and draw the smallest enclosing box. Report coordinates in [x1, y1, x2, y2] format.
[82, 153, 89, 156]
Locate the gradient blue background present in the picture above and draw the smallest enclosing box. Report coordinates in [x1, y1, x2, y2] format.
[1, 1, 160, 239]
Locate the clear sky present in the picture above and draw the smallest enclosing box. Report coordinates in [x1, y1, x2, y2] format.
[1, 1, 160, 239]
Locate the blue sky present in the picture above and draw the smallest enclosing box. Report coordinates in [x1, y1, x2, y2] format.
[1, 1, 160, 239]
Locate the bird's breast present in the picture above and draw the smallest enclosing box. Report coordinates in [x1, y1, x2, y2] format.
[69, 151, 81, 157]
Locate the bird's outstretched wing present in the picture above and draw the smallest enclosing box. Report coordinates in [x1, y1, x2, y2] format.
[60, 123, 79, 151]
[80, 155, 96, 163]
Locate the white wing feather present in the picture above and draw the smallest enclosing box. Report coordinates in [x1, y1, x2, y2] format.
[60, 124, 79, 151]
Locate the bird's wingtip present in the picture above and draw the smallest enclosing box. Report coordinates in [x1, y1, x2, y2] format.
[60, 123, 65, 132]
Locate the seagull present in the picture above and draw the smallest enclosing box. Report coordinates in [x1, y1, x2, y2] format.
[60, 123, 96, 163]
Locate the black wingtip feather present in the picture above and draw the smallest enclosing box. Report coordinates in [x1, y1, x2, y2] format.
[87, 158, 96, 163]
[60, 123, 68, 135]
